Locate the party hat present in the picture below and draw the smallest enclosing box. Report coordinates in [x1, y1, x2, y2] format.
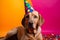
[24, 0, 34, 14]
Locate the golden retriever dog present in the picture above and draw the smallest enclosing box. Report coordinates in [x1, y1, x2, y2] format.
[4, 11, 44, 40]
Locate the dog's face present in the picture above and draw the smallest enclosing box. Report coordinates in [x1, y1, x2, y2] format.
[22, 11, 44, 34]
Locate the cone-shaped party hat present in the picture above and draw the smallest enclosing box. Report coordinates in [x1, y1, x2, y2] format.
[24, 0, 35, 14]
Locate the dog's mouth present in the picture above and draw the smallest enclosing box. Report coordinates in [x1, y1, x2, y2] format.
[27, 27, 34, 34]
[28, 26, 34, 33]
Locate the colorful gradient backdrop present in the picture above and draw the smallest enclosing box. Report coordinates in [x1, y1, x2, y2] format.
[0, 0, 32, 37]
[0, 0, 60, 37]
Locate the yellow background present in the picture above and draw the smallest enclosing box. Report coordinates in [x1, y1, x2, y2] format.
[0, 0, 32, 37]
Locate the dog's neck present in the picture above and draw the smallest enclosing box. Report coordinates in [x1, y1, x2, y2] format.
[25, 26, 41, 37]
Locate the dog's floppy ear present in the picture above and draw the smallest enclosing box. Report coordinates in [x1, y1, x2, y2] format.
[38, 14, 44, 26]
[21, 16, 25, 27]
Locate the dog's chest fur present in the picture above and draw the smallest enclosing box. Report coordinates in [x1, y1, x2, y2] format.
[20, 34, 41, 40]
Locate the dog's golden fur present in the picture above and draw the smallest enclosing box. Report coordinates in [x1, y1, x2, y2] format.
[4, 11, 44, 40]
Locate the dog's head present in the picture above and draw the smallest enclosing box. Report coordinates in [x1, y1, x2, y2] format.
[21, 11, 44, 34]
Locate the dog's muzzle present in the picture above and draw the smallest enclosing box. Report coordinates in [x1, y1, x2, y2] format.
[28, 22, 37, 34]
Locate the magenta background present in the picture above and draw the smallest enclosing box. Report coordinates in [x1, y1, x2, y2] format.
[31, 0, 60, 34]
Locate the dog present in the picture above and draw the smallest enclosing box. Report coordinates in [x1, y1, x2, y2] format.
[4, 11, 44, 40]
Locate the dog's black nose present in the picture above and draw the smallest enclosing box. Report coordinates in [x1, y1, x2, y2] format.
[28, 22, 33, 28]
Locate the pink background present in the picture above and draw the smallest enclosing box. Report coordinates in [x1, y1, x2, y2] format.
[31, 0, 60, 34]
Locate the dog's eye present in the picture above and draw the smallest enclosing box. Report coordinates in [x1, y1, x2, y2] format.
[34, 16, 37, 18]
[26, 15, 29, 18]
